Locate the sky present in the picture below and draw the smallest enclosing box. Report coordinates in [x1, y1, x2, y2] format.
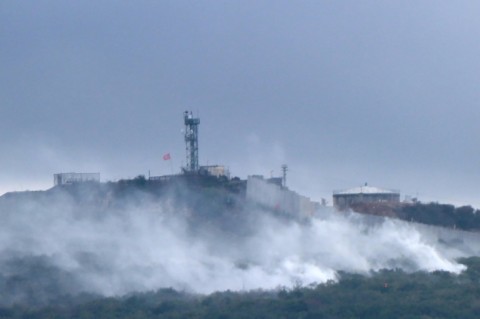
[1, 1, 479, 207]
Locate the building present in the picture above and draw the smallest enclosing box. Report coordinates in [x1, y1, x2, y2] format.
[199, 165, 230, 178]
[54, 173, 100, 186]
[246, 175, 317, 218]
[333, 185, 400, 211]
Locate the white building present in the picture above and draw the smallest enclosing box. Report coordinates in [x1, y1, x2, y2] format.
[54, 173, 100, 186]
[246, 175, 316, 218]
[199, 165, 230, 178]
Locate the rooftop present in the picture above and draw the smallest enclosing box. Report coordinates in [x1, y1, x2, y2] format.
[333, 185, 399, 195]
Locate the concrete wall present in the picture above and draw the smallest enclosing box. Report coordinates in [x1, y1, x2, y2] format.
[246, 175, 316, 218]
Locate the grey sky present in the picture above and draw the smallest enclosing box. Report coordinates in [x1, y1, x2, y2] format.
[1, 1, 479, 206]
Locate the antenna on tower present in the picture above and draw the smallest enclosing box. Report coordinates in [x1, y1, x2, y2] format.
[183, 110, 200, 173]
[282, 164, 288, 188]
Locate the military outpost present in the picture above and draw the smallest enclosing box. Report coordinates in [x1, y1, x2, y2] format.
[53, 111, 320, 218]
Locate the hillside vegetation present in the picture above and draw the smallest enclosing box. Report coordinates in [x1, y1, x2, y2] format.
[351, 201, 480, 232]
[1, 177, 480, 317]
[1, 257, 479, 319]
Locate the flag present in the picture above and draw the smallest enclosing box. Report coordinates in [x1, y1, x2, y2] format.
[163, 153, 171, 161]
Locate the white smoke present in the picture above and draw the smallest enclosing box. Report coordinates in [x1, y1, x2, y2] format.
[0, 189, 475, 300]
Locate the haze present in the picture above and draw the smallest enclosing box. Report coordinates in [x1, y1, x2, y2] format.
[0, 186, 473, 304]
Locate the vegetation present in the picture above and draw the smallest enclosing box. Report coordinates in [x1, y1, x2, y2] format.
[353, 201, 480, 232]
[0, 257, 478, 318]
[396, 203, 480, 231]
[2, 177, 480, 317]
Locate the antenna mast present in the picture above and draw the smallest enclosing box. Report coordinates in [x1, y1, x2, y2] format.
[282, 164, 288, 187]
[183, 111, 200, 172]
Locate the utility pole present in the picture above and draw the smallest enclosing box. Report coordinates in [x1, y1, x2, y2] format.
[282, 164, 288, 188]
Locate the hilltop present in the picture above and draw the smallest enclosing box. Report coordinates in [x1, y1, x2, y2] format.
[4, 174, 480, 233]
[348, 201, 480, 232]
[0, 174, 257, 237]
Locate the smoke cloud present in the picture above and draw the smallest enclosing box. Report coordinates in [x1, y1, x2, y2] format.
[0, 184, 476, 306]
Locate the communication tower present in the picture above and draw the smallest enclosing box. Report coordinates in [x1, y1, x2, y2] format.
[183, 111, 200, 172]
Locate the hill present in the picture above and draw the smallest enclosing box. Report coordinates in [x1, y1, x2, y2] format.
[350, 201, 480, 232]
[0, 175, 478, 314]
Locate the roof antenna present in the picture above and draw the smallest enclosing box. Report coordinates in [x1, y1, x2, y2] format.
[282, 164, 288, 188]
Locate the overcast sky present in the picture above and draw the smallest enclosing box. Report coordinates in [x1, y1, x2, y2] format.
[1, 1, 479, 206]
